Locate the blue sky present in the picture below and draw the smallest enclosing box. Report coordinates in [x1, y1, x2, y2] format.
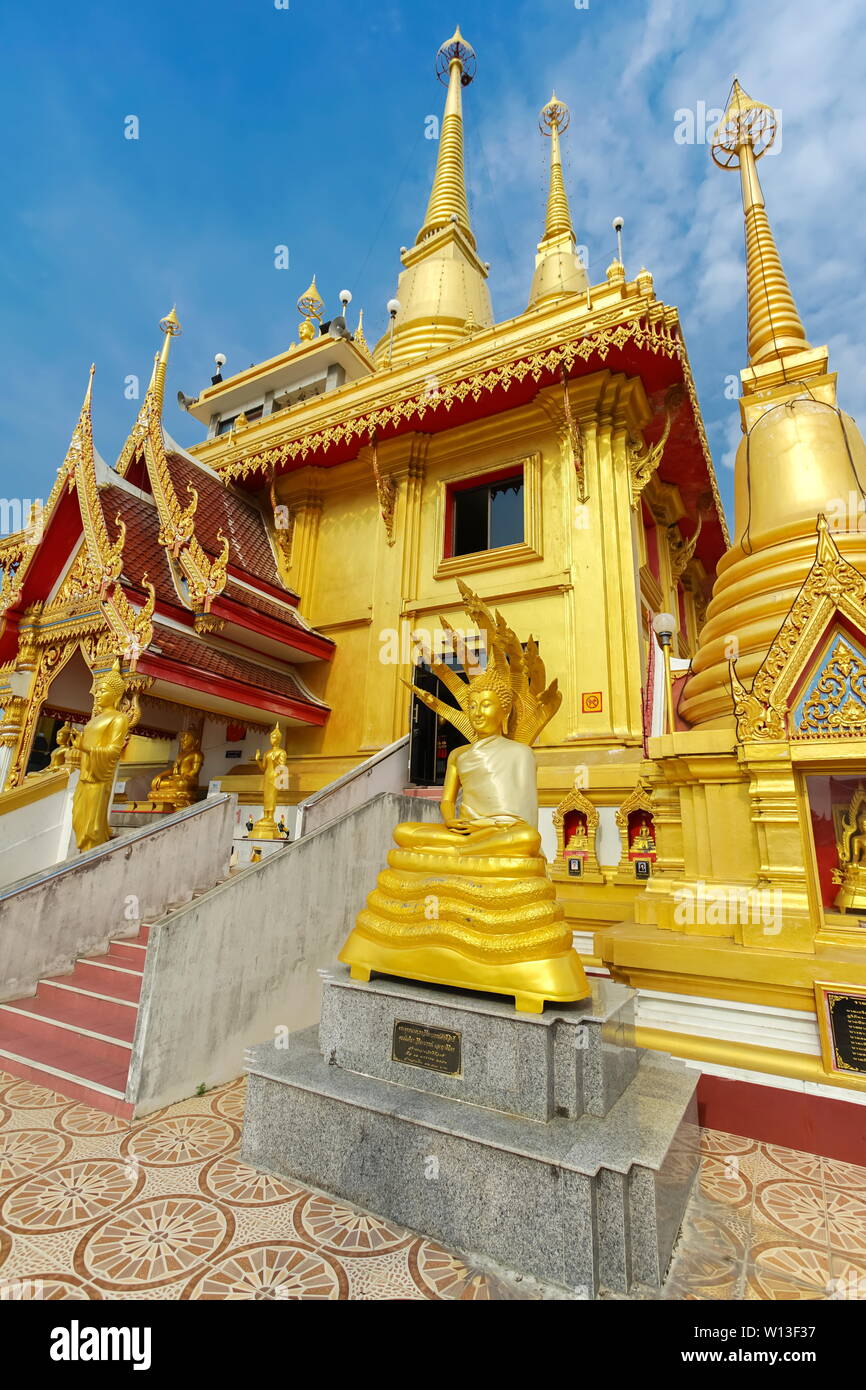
[2, 0, 864, 527]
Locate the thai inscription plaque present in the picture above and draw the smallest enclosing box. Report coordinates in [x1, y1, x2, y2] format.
[392, 1020, 462, 1075]
[816, 983, 866, 1077]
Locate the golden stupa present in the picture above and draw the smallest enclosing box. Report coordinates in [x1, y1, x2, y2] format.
[339, 580, 589, 1012]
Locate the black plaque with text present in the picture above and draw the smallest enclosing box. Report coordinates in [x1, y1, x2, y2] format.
[392, 1020, 462, 1075]
[827, 992, 866, 1074]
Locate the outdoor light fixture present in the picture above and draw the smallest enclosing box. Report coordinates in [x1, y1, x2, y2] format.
[652, 611, 678, 735]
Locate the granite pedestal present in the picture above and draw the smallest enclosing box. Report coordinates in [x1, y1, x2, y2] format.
[241, 969, 699, 1297]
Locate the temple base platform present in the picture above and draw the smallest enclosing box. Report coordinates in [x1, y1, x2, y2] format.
[241, 968, 699, 1298]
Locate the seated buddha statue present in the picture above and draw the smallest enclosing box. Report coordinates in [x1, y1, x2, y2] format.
[833, 786, 866, 913]
[339, 580, 589, 1012]
[149, 729, 204, 810]
[631, 820, 656, 855]
[49, 722, 75, 770]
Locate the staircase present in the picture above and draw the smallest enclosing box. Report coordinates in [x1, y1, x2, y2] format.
[0, 925, 153, 1116]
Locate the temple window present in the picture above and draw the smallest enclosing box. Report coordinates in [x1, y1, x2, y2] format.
[447, 470, 524, 558]
[804, 774, 866, 919]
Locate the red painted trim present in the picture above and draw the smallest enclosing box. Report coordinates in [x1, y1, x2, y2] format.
[226, 565, 299, 608]
[211, 594, 334, 660]
[136, 653, 329, 725]
[697, 1073, 866, 1166]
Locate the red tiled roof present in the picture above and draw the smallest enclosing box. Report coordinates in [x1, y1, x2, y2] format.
[102, 485, 180, 609]
[222, 578, 310, 631]
[164, 453, 282, 588]
[148, 624, 328, 708]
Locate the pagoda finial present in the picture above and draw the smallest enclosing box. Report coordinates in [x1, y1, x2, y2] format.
[539, 91, 574, 243]
[711, 80, 810, 368]
[297, 276, 324, 342]
[416, 26, 477, 246]
[153, 307, 183, 415]
[527, 91, 587, 309]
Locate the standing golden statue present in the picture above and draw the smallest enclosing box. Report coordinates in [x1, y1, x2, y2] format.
[72, 661, 138, 852]
[339, 580, 589, 1011]
[252, 724, 289, 839]
[148, 728, 204, 809]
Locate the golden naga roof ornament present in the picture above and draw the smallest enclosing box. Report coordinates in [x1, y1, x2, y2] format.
[710, 79, 810, 367]
[118, 311, 229, 616]
[297, 276, 324, 342]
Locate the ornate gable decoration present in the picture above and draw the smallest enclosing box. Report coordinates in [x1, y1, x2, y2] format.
[731, 518, 866, 742]
[117, 312, 229, 616]
[795, 635, 866, 738]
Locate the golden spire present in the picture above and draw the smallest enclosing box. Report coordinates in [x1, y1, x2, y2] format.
[711, 80, 810, 367]
[539, 92, 574, 242]
[416, 26, 476, 247]
[153, 306, 182, 414]
[528, 92, 587, 309]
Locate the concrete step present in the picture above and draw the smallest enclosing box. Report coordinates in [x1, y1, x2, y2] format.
[58, 957, 144, 1002]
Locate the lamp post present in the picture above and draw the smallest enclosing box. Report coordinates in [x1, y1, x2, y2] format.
[652, 611, 678, 735]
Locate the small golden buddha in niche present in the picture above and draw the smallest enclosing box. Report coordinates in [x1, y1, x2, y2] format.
[631, 819, 656, 855]
[564, 819, 590, 854]
[252, 724, 289, 839]
[148, 729, 204, 810]
[339, 580, 589, 1011]
[833, 784, 866, 912]
[72, 662, 138, 853]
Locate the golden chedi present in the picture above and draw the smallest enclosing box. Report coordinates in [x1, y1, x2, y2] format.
[72, 661, 138, 853]
[339, 582, 589, 1012]
[149, 728, 204, 810]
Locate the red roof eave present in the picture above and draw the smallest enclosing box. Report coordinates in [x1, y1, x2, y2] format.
[136, 651, 329, 726]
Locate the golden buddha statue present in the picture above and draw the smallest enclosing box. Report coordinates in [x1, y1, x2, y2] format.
[631, 820, 656, 855]
[252, 724, 289, 839]
[72, 661, 138, 853]
[833, 785, 866, 913]
[49, 722, 74, 770]
[148, 729, 204, 809]
[339, 581, 589, 1012]
[565, 820, 590, 854]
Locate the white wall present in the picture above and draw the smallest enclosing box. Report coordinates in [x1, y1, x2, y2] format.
[0, 773, 78, 887]
[128, 791, 441, 1114]
[0, 795, 234, 1002]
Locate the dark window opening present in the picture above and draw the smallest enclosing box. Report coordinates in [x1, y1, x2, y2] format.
[408, 641, 487, 786]
[451, 473, 523, 557]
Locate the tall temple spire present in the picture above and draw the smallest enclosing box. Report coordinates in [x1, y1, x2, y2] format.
[376, 26, 492, 366]
[416, 26, 475, 247]
[711, 81, 810, 368]
[527, 93, 587, 309]
[681, 82, 866, 729]
[540, 92, 573, 240]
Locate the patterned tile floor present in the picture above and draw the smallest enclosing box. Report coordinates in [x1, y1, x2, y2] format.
[0, 1069, 863, 1300]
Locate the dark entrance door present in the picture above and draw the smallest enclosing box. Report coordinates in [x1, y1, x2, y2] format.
[408, 662, 467, 787]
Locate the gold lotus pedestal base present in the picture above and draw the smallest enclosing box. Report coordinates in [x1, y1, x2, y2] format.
[338, 847, 590, 1013]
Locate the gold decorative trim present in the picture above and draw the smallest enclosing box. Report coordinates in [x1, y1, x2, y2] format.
[551, 785, 603, 881]
[731, 518, 866, 742]
[433, 452, 542, 580]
